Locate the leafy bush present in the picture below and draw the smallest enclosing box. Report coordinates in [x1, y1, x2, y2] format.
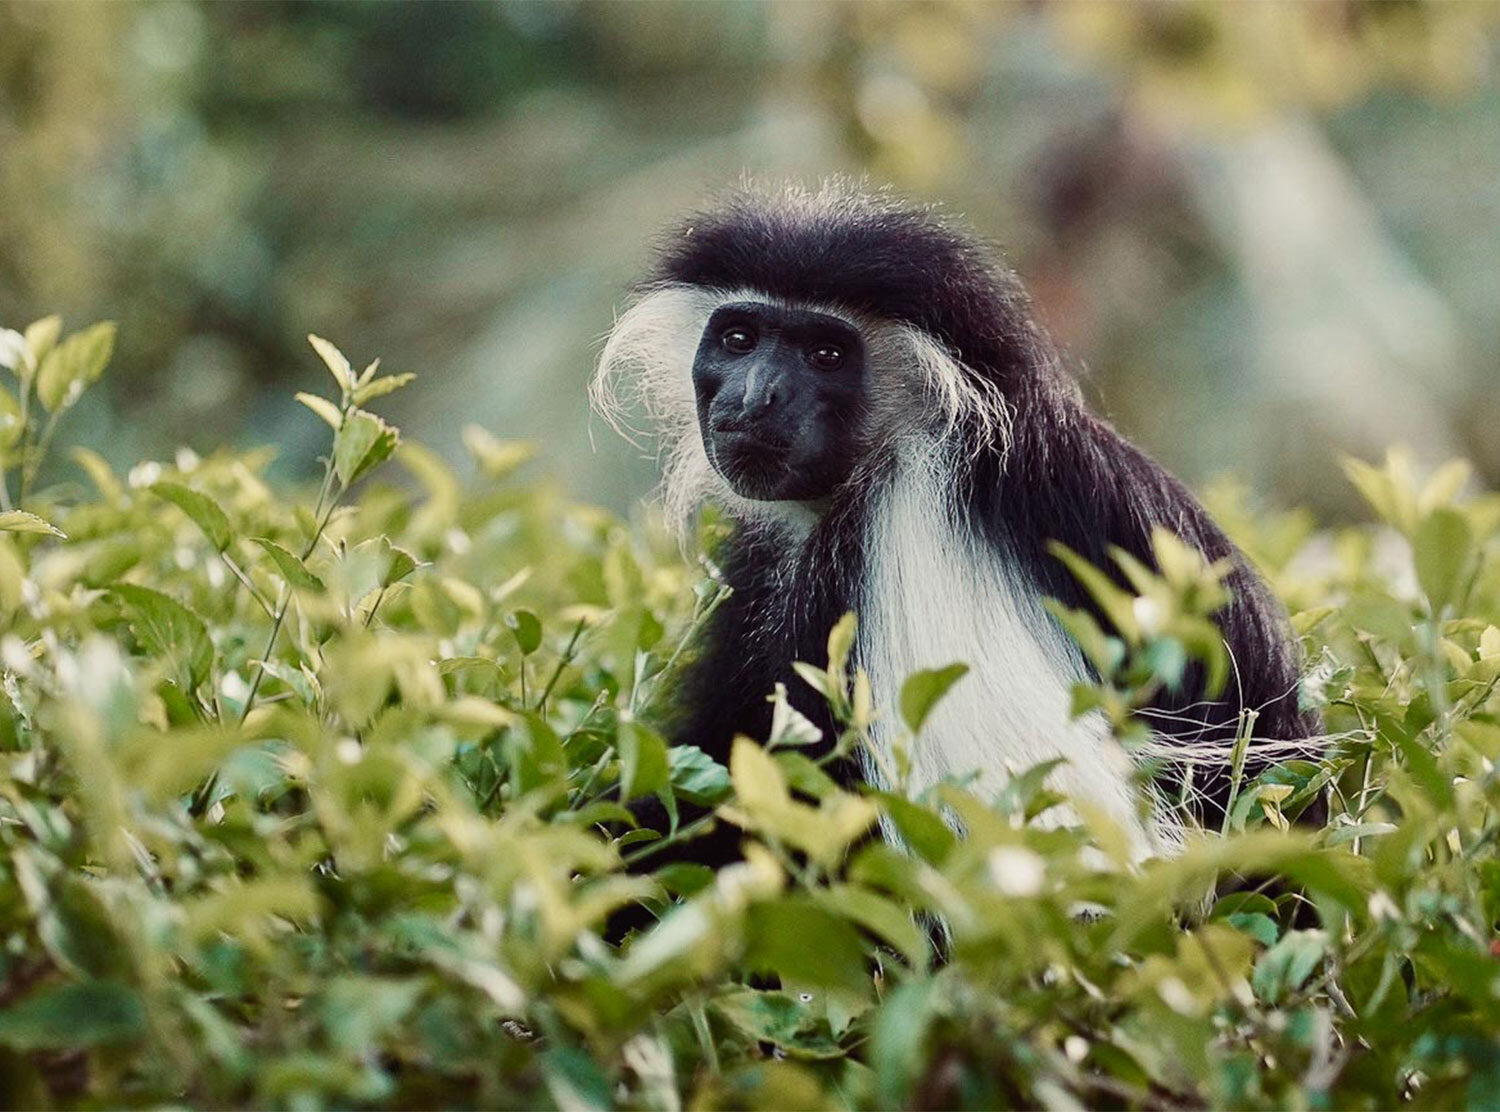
[1, 319, 1499, 1109]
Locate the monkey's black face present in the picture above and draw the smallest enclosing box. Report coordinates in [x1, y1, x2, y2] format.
[692, 302, 866, 503]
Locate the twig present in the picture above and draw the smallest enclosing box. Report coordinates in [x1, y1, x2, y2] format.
[536, 616, 588, 711]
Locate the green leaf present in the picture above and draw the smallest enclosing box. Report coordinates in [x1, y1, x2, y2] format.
[507, 609, 543, 655]
[113, 583, 213, 689]
[333, 407, 399, 486]
[71, 446, 122, 500]
[352, 372, 415, 405]
[791, 661, 834, 703]
[730, 736, 791, 815]
[1413, 507, 1472, 615]
[1142, 637, 1189, 691]
[308, 333, 354, 393]
[23, 314, 63, 376]
[319, 976, 423, 1056]
[0, 981, 144, 1050]
[744, 898, 870, 993]
[542, 1046, 612, 1112]
[1252, 929, 1326, 1004]
[251, 537, 325, 592]
[767, 681, 823, 748]
[0, 510, 64, 537]
[826, 611, 857, 678]
[871, 979, 939, 1109]
[367, 536, 419, 587]
[35, 321, 115, 412]
[874, 792, 956, 862]
[296, 391, 343, 430]
[502, 714, 567, 796]
[815, 884, 928, 968]
[619, 720, 669, 802]
[0, 384, 20, 448]
[12, 850, 130, 980]
[899, 663, 969, 734]
[1048, 541, 1140, 640]
[713, 990, 844, 1059]
[1226, 911, 1280, 947]
[1418, 458, 1471, 514]
[775, 750, 838, 799]
[667, 745, 732, 806]
[153, 481, 232, 551]
[1044, 600, 1125, 677]
[462, 425, 536, 479]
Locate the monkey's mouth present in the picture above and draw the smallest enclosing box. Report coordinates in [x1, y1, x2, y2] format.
[707, 430, 793, 500]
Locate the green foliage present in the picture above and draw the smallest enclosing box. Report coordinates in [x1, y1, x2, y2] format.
[2, 327, 1500, 1108]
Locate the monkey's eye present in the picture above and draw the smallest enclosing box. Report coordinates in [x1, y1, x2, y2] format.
[720, 327, 756, 355]
[808, 344, 845, 371]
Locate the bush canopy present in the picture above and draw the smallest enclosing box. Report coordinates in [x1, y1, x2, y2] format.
[1, 321, 1499, 1108]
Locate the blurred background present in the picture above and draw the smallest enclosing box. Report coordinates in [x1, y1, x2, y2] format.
[1, 0, 1497, 518]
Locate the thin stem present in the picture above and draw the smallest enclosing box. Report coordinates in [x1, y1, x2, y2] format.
[688, 999, 720, 1075]
[535, 616, 588, 711]
[569, 746, 615, 807]
[630, 583, 730, 717]
[236, 460, 340, 727]
[192, 458, 342, 819]
[362, 586, 387, 629]
[621, 811, 719, 866]
[11, 360, 32, 512]
[1220, 708, 1258, 837]
[19, 408, 62, 504]
[221, 552, 276, 618]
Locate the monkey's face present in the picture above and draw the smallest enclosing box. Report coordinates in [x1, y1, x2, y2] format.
[691, 302, 866, 503]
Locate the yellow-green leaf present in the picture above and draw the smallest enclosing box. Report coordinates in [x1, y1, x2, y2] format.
[35, 321, 115, 412]
[1418, 458, 1471, 515]
[0, 510, 64, 537]
[619, 720, 670, 802]
[506, 608, 542, 655]
[352, 372, 415, 406]
[899, 663, 969, 734]
[23, 314, 62, 371]
[250, 537, 324, 592]
[71, 447, 122, 501]
[333, 408, 399, 486]
[1048, 541, 1140, 641]
[0, 384, 19, 450]
[295, 391, 343, 430]
[153, 482, 232, 551]
[1413, 508, 1473, 615]
[308, 333, 354, 393]
[462, 425, 536, 479]
[0, 981, 144, 1051]
[113, 583, 213, 689]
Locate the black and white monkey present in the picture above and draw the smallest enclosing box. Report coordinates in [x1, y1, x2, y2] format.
[593, 182, 1320, 859]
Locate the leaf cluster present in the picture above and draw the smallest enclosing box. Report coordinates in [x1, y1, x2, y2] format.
[1, 327, 1499, 1108]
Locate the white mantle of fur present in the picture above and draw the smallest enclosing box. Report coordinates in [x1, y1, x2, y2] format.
[858, 441, 1166, 860]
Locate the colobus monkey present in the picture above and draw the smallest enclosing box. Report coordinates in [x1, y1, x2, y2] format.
[594, 182, 1319, 859]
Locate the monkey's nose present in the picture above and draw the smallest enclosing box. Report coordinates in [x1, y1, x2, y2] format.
[741, 384, 779, 415]
[737, 365, 780, 416]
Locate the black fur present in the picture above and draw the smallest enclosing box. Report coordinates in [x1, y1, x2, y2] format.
[639, 185, 1320, 840]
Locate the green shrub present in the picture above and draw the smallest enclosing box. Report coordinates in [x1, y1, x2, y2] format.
[1, 320, 1498, 1108]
